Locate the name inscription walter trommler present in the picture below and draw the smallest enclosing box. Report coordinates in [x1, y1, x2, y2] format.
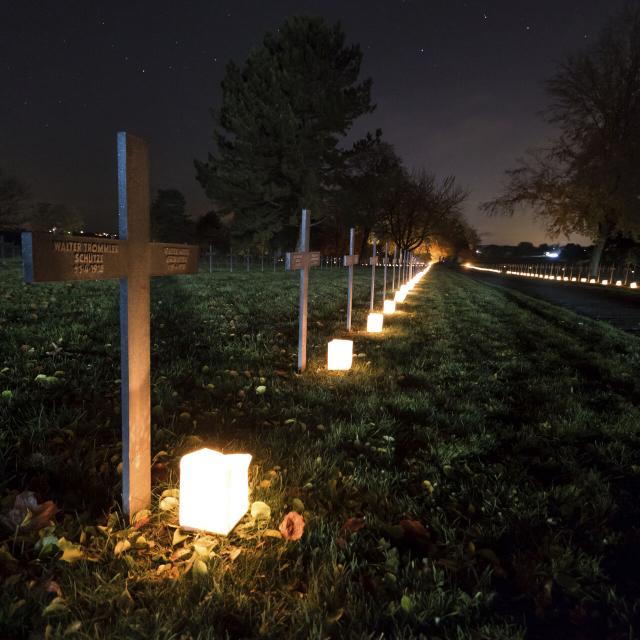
[53, 239, 120, 275]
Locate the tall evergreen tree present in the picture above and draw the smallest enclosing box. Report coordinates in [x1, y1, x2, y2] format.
[195, 16, 374, 247]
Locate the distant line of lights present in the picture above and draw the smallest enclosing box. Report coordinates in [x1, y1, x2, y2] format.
[463, 263, 638, 290]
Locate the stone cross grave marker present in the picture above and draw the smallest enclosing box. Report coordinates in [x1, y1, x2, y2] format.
[285, 209, 320, 372]
[382, 241, 389, 301]
[21, 132, 199, 517]
[402, 250, 408, 285]
[369, 237, 378, 311]
[391, 246, 397, 291]
[343, 227, 359, 331]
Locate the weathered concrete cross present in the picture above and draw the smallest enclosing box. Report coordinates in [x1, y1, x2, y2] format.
[369, 237, 378, 311]
[285, 209, 320, 372]
[343, 227, 359, 331]
[21, 132, 199, 517]
[391, 246, 398, 291]
[382, 241, 389, 301]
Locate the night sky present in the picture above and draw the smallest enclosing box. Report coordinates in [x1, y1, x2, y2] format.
[1, 0, 629, 245]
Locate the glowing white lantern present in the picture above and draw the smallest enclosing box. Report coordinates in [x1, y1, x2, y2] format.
[616, 280, 622, 286]
[327, 339, 353, 370]
[571, 277, 577, 282]
[395, 290, 407, 303]
[631, 282, 638, 289]
[367, 312, 384, 333]
[179, 448, 252, 535]
[601, 279, 609, 285]
[581, 277, 587, 282]
[589, 278, 596, 284]
[383, 299, 396, 314]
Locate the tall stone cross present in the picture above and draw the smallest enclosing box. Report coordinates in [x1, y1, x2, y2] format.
[369, 237, 378, 311]
[382, 241, 389, 301]
[21, 132, 199, 517]
[391, 246, 398, 291]
[285, 209, 320, 372]
[343, 227, 359, 331]
[401, 250, 408, 285]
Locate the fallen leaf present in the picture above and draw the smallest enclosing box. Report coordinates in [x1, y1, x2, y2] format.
[341, 517, 365, 537]
[131, 509, 151, 529]
[326, 608, 344, 624]
[43, 580, 63, 598]
[63, 621, 82, 636]
[114, 539, 131, 556]
[172, 528, 190, 546]
[422, 480, 434, 495]
[251, 501, 271, 521]
[279, 511, 305, 541]
[57, 538, 85, 563]
[159, 496, 179, 511]
[263, 529, 282, 539]
[399, 519, 432, 552]
[191, 558, 208, 577]
[170, 547, 192, 562]
[0, 491, 58, 532]
[42, 597, 67, 616]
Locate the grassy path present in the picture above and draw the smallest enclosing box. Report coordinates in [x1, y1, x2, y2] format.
[1, 264, 639, 639]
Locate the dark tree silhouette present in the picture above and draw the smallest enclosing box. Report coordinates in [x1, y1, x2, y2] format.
[151, 189, 193, 243]
[483, 3, 640, 276]
[195, 16, 374, 248]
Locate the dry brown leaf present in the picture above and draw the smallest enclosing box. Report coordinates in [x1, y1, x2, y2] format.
[279, 511, 305, 541]
[0, 491, 58, 532]
[341, 517, 365, 537]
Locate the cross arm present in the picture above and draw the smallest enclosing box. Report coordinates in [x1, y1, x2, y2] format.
[286, 251, 321, 270]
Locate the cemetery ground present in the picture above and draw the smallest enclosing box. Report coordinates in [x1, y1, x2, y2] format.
[1, 261, 639, 640]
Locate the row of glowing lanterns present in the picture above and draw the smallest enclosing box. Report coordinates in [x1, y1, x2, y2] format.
[465, 263, 638, 289]
[327, 265, 432, 371]
[179, 265, 432, 535]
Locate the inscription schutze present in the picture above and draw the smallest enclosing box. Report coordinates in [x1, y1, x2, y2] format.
[21, 133, 200, 518]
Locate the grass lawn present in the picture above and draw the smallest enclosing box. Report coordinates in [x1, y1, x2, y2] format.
[1, 261, 639, 639]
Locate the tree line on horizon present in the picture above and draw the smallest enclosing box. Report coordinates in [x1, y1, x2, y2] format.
[2, 7, 640, 271]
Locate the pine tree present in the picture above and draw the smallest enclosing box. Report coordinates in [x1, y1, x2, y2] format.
[195, 16, 374, 247]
